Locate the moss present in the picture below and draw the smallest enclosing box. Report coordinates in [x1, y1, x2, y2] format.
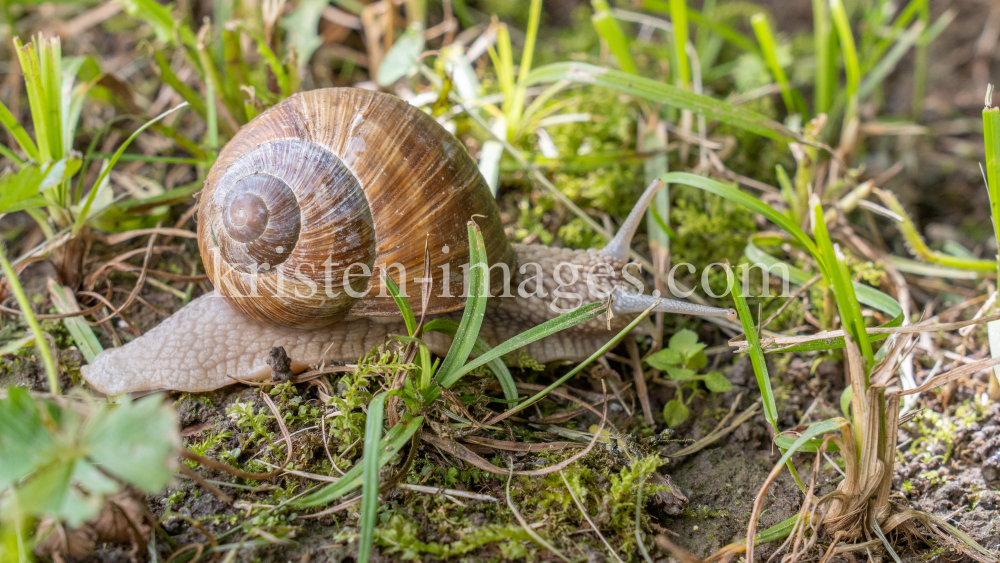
[378, 514, 531, 561]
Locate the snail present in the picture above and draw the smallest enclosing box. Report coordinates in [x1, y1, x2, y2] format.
[80, 88, 735, 395]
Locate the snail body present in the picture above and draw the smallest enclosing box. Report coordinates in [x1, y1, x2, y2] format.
[81, 88, 734, 395]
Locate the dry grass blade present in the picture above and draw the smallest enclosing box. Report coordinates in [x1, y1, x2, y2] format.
[177, 466, 233, 504]
[461, 436, 584, 452]
[731, 311, 1000, 352]
[91, 230, 159, 325]
[98, 227, 197, 245]
[423, 382, 609, 477]
[397, 484, 497, 502]
[515, 382, 620, 428]
[531, 406, 588, 424]
[898, 355, 1000, 396]
[506, 465, 572, 563]
[559, 470, 625, 563]
[626, 338, 654, 425]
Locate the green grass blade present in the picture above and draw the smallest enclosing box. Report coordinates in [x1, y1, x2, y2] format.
[422, 319, 518, 404]
[0, 243, 59, 393]
[829, 0, 859, 118]
[591, 0, 638, 74]
[0, 98, 39, 162]
[196, 42, 220, 149]
[684, 7, 758, 54]
[642, 0, 759, 54]
[984, 87, 1000, 281]
[984, 87, 1000, 392]
[296, 415, 423, 506]
[669, 0, 691, 87]
[729, 270, 778, 430]
[48, 281, 103, 363]
[496, 305, 655, 422]
[431, 223, 490, 392]
[810, 199, 875, 377]
[524, 62, 822, 146]
[812, 0, 834, 116]
[243, 26, 292, 97]
[358, 391, 391, 563]
[517, 0, 543, 84]
[878, 191, 995, 271]
[743, 237, 901, 317]
[384, 275, 416, 337]
[0, 142, 25, 166]
[911, 0, 930, 119]
[153, 52, 208, 119]
[751, 13, 806, 116]
[72, 103, 188, 236]
[16, 37, 52, 163]
[856, 20, 925, 102]
[436, 301, 607, 390]
[658, 172, 823, 263]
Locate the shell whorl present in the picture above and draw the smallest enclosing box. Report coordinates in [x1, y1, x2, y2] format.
[199, 88, 515, 329]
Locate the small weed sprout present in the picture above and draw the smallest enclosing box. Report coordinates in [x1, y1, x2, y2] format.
[647, 329, 732, 427]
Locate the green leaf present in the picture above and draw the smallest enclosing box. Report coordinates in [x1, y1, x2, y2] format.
[730, 271, 779, 431]
[525, 62, 822, 146]
[703, 371, 732, 393]
[422, 319, 518, 404]
[384, 274, 416, 337]
[434, 301, 607, 393]
[376, 28, 425, 86]
[668, 329, 704, 358]
[119, 0, 196, 47]
[663, 399, 689, 428]
[16, 461, 103, 528]
[687, 350, 708, 371]
[432, 223, 491, 392]
[0, 165, 46, 214]
[83, 395, 179, 492]
[282, 0, 328, 70]
[773, 434, 841, 453]
[646, 348, 682, 370]
[0, 388, 53, 489]
[840, 386, 852, 422]
[665, 366, 696, 382]
[590, 0, 637, 74]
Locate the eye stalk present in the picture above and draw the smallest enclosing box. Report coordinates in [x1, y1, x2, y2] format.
[611, 286, 738, 321]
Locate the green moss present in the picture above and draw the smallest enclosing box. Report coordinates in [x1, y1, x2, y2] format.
[378, 514, 531, 560]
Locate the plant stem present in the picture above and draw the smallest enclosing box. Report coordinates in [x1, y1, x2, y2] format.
[0, 244, 59, 393]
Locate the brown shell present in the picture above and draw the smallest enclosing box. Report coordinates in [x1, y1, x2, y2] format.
[199, 88, 515, 328]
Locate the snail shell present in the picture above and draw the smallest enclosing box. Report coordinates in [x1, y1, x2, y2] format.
[199, 88, 515, 328]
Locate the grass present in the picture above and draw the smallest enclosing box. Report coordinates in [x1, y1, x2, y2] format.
[0, 0, 997, 561]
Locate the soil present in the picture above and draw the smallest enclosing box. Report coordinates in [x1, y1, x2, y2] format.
[2, 0, 1000, 561]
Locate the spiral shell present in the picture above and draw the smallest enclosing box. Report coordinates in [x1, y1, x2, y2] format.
[199, 88, 515, 328]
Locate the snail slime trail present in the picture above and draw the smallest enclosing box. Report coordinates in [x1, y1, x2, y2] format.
[80, 88, 734, 395]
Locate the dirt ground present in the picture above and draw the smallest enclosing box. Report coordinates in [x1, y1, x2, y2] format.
[2, 0, 1000, 560]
